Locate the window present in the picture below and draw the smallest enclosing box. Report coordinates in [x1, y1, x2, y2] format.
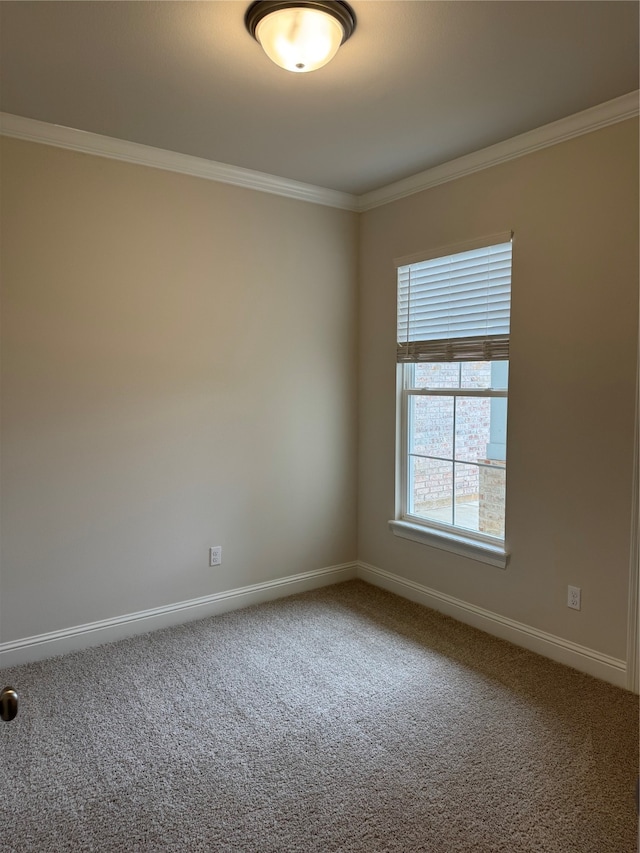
[390, 234, 512, 568]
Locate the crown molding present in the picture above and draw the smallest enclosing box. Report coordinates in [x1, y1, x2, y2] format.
[2, 90, 638, 213]
[357, 89, 640, 211]
[0, 112, 359, 212]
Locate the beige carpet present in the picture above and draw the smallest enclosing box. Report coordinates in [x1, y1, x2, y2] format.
[0, 579, 637, 852]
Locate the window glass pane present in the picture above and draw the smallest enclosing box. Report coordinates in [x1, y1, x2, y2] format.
[414, 362, 460, 389]
[454, 462, 480, 533]
[489, 360, 509, 391]
[414, 361, 509, 390]
[409, 456, 452, 525]
[479, 462, 506, 538]
[485, 397, 507, 463]
[410, 395, 453, 458]
[453, 461, 506, 539]
[454, 396, 491, 464]
[460, 361, 492, 389]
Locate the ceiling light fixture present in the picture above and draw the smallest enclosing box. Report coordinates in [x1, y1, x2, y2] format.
[245, 1, 356, 73]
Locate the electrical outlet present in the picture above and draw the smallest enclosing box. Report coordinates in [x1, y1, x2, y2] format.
[209, 546, 222, 567]
[567, 585, 581, 610]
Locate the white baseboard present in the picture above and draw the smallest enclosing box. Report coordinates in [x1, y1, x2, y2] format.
[2, 560, 629, 690]
[357, 561, 628, 689]
[0, 562, 358, 669]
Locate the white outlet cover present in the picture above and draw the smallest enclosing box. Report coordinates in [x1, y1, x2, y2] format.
[567, 585, 581, 610]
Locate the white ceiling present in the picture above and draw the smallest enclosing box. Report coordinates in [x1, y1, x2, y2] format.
[1, 1, 638, 195]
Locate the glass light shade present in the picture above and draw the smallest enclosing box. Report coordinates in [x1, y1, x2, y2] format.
[255, 8, 344, 72]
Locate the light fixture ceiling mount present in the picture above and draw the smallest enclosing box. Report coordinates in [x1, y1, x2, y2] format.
[245, 1, 356, 73]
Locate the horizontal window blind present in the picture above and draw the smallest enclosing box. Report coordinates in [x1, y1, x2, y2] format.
[397, 239, 512, 362]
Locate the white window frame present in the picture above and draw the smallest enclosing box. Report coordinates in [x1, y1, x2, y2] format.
[390, 363, 509, 568]
[389, 234, 512, 569]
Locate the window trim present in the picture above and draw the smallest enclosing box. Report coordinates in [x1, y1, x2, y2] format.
[388, 518, 509, 569]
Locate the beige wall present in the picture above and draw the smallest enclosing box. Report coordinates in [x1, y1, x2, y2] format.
[1, 118, 637, 665]
[0, 138, 358, 641]
[358, 119, 639, 660]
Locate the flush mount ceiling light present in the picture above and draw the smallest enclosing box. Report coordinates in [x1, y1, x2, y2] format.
[245, 1, 356, 73]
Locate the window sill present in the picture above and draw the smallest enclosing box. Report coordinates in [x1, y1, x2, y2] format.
[388, 519, 509, 569]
